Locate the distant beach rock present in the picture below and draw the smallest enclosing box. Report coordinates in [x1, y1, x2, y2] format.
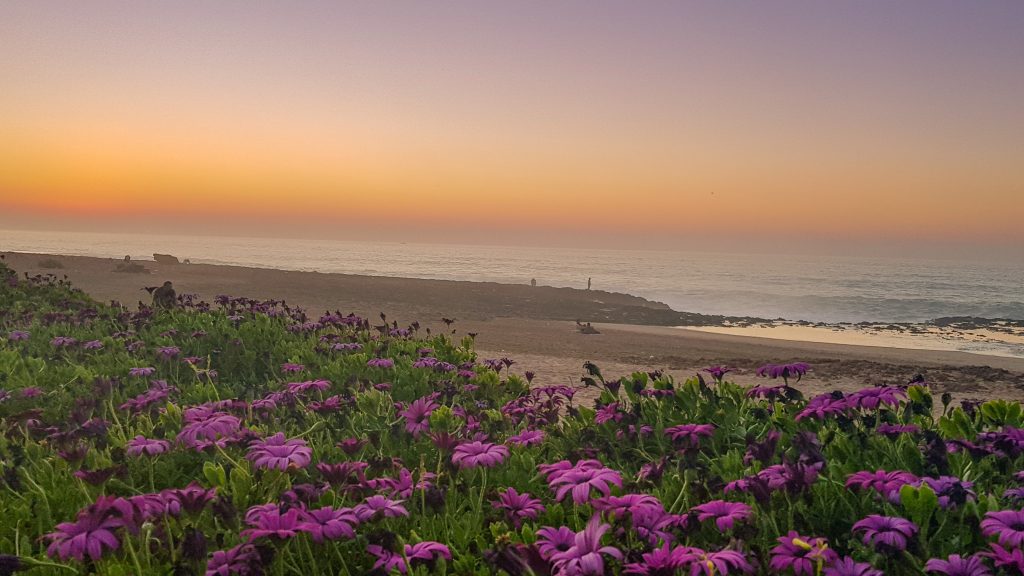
[153, 253, 181, 265]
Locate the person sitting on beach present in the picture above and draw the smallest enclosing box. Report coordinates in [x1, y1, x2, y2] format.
[152, 281, 177, 309]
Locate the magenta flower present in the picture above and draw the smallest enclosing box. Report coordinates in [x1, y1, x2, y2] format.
[51, 336, 77, 348]
[367, 357, 395, 368]
[845, 469, 918, 503]
[82, 340, 104, 350]
[703, 366, 734, 382]
[691, 500, 754, 531]
[20, 386, 43, 398]
[177, 413, 241, 447]
[296, 507, 359, 543]
[623, 543, 682, 575]
[847, 387, 906, 410]
[280, 362, 305, 374]
[241, 505, 300, 541]
[924, 555, 991, 576]
[824, 557, 884, 576]
[45, 496, 137, 562]
[452, 441, 509, 469]
[205, 544, 263, 576]
[400, 396, 438, 437]
[676, 547, 755, 576]
[367, 541, 451, 574]
[981, 509, 1024, 547]
[665, 424, 716, 450]
[7, 330, 30, 341]
[769, 532, 838, 575]
[507, 429, 545, 447]
[548, 462, 623, 504]
[45, 514, 122, 562]
[920, 476, 975, 509]
[128, 367, 156, 377]
[492, 488, 546, 528]
[246, 433, 312, 471]
[286, 379, 329, 395]
[406, 541, 452, 565]
[549, 516, 623, 576]
[877, 423, 921, 437]
[126, 436, 171, 457]
[595, 403, 624, 424]
[537, 526, 577, 560]
[353, 496, 409, 521]
[157, 346, 180, 360]
[983, 543, 1024, 573]
[757, 362, 810, 383]
[592, 494, 664, 520]
[161, 483, 218, 516]
[796, 393, 850, 421]
[852, 515, 918, 552]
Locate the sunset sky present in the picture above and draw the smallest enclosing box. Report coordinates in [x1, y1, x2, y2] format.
[1, 2, 1022, 254]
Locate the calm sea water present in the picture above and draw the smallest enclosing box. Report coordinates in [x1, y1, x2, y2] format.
[2, 229, 1022, 324]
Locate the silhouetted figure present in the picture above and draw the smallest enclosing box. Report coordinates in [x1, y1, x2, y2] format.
[587, 277, 592, 290]
[124, 255, 131, 262]
[531, 278, 537, 287]
[152, 281, 176, 309]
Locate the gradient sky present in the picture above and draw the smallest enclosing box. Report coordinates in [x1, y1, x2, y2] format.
[1, 1, 1022, 254]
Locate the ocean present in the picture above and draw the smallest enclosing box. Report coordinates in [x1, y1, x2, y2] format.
[2, 228, 1022, 326]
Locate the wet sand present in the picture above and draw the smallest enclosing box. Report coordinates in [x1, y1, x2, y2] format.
[5, 251, 1024, 403]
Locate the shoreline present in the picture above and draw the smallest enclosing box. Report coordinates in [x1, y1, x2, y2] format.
[4, 250, 1024, 402]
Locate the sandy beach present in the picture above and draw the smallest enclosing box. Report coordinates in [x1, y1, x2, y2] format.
[6, 251, 1024, 403]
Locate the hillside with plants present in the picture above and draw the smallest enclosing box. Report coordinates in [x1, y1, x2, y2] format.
[2, 261, 1024, 575]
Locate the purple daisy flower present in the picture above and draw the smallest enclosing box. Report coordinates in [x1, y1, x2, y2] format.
[400, 397, 439, 438]
[7, 330, 30, 341]
[452, 441, 509, 469]
[353, 496, 409, 521]
[676, 547, 755, 576]
[924, 554, 991, 576]
[852, 515, 918, 552]
[492, 488, 545, 528]
[665, 424, 716, 450]
[157, 346, 180, 360]
[845, 469, 918, 503]
[703, 366, 733, 382]
[877, 423, 921, 437]
[204, 543, 263, 576]
[246, 433, 312, 471]
[690, 500, 754, 531]
[20, 386, 43, 398]
[537, 526, 577, 560]
[981, 509, 1024, 547]
[769, 532, 838, 576]
[296, 507, 359, 543]
[548, 463, 624, 504]
[847, 387, 906, 410]
[824, 557, 884, 576]
[507, 429, 545, 447]
[367, 357, 394, 369]
[983, 543, 1024, 573]
[126, 436, 171, 457]
[240, 505, 300, 541]
[549, 516, 623, 576]
[756, 362, 810, 383]
[280, 362, 305, 374]
[51, 336, 77, 348]
[128, 367, 156, 377]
